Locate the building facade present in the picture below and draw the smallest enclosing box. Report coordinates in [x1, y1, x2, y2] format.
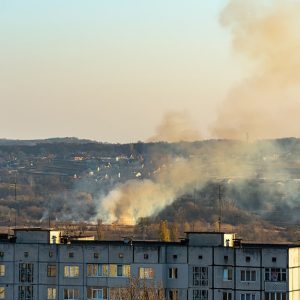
[0, 229, 299, 300]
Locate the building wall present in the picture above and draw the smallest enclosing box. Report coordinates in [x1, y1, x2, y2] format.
[0, 233, 298, 300]
[289, 247, 300, 300]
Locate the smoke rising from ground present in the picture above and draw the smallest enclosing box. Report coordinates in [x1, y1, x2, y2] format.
[96, 140, 268, 224]
[96, 0, 300, 224]
[212, 0, 300, 139]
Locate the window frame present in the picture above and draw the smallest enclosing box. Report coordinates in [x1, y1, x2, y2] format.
[192, 266, 208, 286]
[265, 292, 287, 300]
[168, 267, 178, 279]
[240, 293, 256, 300]
[193, 289, 208, 300]
[63, 288, 79, 300]
[265, 268, 287, 282]
[0, 265, 5, 277]
[18, 285, 33, 300]
[223, 291, 232, 300]
[87, 287, 108, 300]
[63, 265, 79, 278]
[87, 264, 109, 277]
[19, 263, 34, 283]
[223, 268, 233, 281]
[47, 264, 57, 277]
[47, 287, 56, 300]
[139, 267, 155, 279]
[240, 270, 256, 282]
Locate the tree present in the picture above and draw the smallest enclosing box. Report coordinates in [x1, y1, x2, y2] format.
[96, 219, 104, 240]
[159, 220, 170, 242]
[109, 277, 165, 300]
[170, 222, 180, 242]
[183, 222, 190, 233]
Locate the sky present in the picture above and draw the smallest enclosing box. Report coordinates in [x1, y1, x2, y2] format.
[0, 0, 244, 142]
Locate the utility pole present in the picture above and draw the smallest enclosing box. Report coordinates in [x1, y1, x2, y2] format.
[13, 171, 17, 229]
[192, 189, 196, 232]
[218, 184, 222, 232]
[246, 132, 249, 143]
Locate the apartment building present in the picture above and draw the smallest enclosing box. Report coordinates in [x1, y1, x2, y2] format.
[0, 228, 299, 300]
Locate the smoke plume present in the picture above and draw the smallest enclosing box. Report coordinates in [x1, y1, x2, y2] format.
[96, 140, 262, 224]
[149, 111, 201, 143]
[96, 0, 300, 225]
[212, 0, 300, 139]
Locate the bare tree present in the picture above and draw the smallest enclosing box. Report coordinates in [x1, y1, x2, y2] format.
[109, 277, 166, 300]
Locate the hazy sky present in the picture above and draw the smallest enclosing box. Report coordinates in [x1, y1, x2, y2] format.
[0, 0, 244, 142]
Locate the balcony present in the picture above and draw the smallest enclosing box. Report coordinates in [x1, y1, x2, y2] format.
[265, 281, 287, 292]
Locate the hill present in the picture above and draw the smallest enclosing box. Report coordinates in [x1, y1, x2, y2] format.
[1, 137, 300, 241]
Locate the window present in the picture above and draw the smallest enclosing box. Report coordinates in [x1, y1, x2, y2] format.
[94, 253, 99, 259]
[0, 252, 4, 258]
[47, 287, 56, 300]
[224, 255, 228, 261]
[87, 264, 109, 277]
[193, 289, 208, 300]
[223, 292, 232, 300]
[245, 256, 251, 262]
[110, 264, 131, 277]
[168, 268, 178, 279]
[24, 252, 29, 258]
[64, 265, 79, 278]
[0, 265, 5, 277]
[144, 253, 149, 259]
[241, 270, 256, 282]
[47, 264, 56, 277]
[139, 267, 155, 279]
[19, 285, 33, 300]
[64, 288, 79, 300]
[272, 257, 277, 262]
[193, 267, 208, 286]
[169, 289, 178, 300]
[198, 255, 203, 260]
[265, 292, 286, 300]
[265, 268, 286, 282]
[19, 263, 33, 282]
[0, 287, 4, 299]
[118, 253, 124, 258]
[173, 255, 178, 259]
[241, 293, 255, 300]
[49, 251, 54, 258]
[68, 252, 74, 258]
[87, 287, 108, 300]
[223, 268, 233, 281]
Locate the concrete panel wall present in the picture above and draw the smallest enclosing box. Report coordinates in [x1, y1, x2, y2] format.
[188, 246, 213, 265]
[166, 264, 188, 289]
[133, 246, 160, 264]
[166, 246, 187, 264]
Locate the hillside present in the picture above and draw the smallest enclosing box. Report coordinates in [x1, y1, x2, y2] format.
[1, 138, 300, 242]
